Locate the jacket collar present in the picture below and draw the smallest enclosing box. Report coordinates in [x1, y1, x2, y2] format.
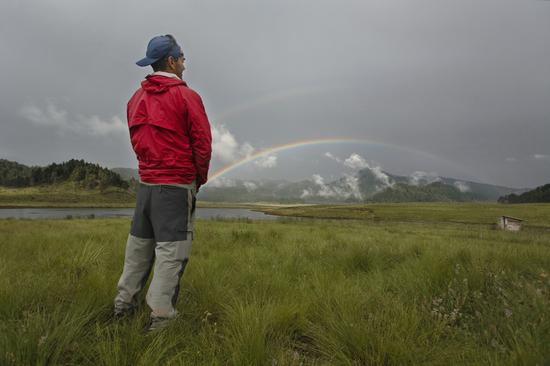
[150, 71, 181, 80]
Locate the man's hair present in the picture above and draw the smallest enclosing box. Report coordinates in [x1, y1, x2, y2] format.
[151, 57, 170, 72]
[151, 34, 178, 72]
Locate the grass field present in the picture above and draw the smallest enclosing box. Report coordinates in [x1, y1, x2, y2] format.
[1, 205, 550, 365]
[262, 202, 550, 228]
[0, 184, 289, 209]
[0, 184, 135, 208]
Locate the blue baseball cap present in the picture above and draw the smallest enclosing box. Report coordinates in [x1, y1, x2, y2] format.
[136, 35, 182, 67]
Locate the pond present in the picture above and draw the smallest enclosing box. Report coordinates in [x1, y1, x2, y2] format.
[0, 207, 278, 220]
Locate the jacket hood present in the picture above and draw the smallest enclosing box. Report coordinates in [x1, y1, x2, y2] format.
[141, 75, 187, 94]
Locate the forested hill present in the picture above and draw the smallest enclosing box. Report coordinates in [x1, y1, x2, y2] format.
[368, 182, 480, 203]
[0, 159, 129, 190]
[498, 184, 550, 203]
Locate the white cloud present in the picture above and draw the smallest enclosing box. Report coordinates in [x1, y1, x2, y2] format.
[325, 152, 392, 192]
[254, 154, 277, 168]
[211, 124, 254, 163]
[19, 102, 126, 136]
[324, 152, 342, 164]
[341, 174, 363, 199]
[240, 142, 254, 159]
[243, 181, 258, 191]
[300, 189, 312, 198]
[505, 157, 518, 163]
[207, 176, 237, 188]
[20, 103, 67, 127]
[408, 171, 441, 186]
[453, 181, 470, 192]
[312, 174, 325, 186]
[344, 153, 369, 170]
[82, 115, 126, 135]
[311, 174, 335, 198]
[534, 154, 550, 161]
[369, 165, 394, 191]
[309, 173, 362, 200]
[325, 152, 370, 170]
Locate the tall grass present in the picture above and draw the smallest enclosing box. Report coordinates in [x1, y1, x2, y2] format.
[1, 212, 549, 365]
[0, 183, 134, 207]
[263, 202, 550, 228]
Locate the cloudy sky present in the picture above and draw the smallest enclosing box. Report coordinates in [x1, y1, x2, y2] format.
[1, 0, 549, 188]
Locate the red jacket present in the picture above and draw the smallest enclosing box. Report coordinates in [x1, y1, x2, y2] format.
[127, 75, 212, 188]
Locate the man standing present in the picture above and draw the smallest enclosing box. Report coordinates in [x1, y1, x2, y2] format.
[114, 34, 212, 331]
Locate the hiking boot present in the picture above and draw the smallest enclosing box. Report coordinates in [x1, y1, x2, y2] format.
[147, 316, 173, 331]
[113, 306, 135, 320]
[148, 311, 179, 332]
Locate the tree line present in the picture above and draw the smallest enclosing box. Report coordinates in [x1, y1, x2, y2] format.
[367, 182, 481, 203]
[498, 184, 550, 203]
[0, 159, 129, 190]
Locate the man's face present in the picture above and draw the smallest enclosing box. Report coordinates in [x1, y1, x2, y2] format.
[168, 51, 186, 79]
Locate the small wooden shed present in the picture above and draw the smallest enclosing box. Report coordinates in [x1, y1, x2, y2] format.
[497, 216, 523, 231]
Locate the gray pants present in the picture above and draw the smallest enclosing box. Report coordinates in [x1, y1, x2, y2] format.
[114, 183, 196, 318]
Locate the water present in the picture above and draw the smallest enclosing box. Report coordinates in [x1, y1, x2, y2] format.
[0, 207, 277, 220]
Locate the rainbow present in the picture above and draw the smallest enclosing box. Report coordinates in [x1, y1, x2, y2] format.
[207, 137, 461, 182]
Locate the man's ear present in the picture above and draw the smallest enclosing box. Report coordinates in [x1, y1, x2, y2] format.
[166, 56, 176, 70]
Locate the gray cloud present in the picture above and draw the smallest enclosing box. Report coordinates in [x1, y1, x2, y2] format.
[324, 152, 342, 164]
[19, 102, 126, 137]
[254, 155, 278, 169]
[243, 181, 258, 192]
[1, 0, 549, 188]
[453, 181, 471, 193]
[408, 171, 441, 186]
[208, 177, 237, 188]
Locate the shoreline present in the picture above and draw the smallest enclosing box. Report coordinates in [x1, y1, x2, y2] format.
[0, 202, 295, 210]
[0, 204, 135, 209]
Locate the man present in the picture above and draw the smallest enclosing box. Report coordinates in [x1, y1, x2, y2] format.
[114, 34, 212, 331]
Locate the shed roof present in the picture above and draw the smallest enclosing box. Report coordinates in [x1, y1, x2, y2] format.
[501, 215, 523, 222]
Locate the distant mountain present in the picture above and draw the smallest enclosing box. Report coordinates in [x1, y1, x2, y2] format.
[201, 179, 321, 203]
[366, 171, 527, 203]
[498, 184, 550, 203]
[437, 177, 525, 201]
[199, 168, 526, 203]
[0, 159, 129, 190]
[358, 168, 390, 197]
[93, 164, 527, 203]
[369, 182, 477, 203]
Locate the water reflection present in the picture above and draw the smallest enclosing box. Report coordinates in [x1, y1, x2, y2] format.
[0, 207, 277, 220]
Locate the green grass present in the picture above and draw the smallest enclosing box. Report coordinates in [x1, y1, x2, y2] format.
[262, 202, 550, 228]
[0, 184, 284, 209]
[1, 211, 550, 365]
[0, 183, 135, 208]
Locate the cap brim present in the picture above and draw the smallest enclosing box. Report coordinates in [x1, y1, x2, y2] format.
[136, 56, 159, 67]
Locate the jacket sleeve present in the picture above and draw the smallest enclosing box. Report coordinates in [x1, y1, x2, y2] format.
[186, 90, 212, 188]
